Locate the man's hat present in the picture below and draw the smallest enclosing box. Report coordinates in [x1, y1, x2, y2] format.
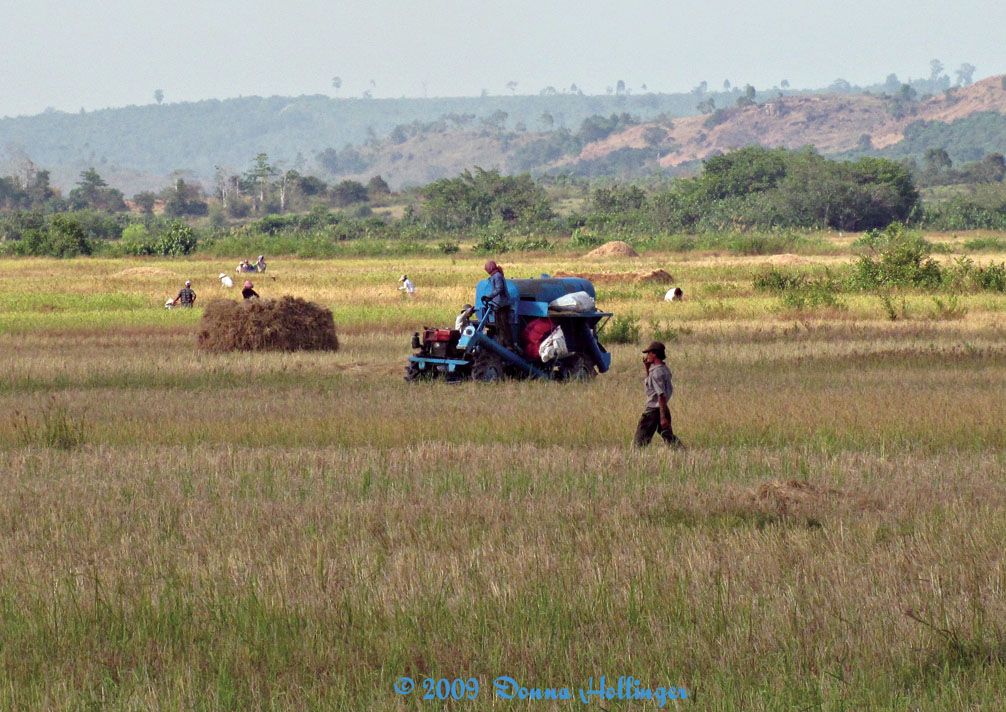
[185, 280, 191, 287]
[642, 341, 665, 357]
[399, 274, 407, 281]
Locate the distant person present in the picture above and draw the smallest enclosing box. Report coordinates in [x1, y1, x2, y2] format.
[255, 255, 267, 272]
[219, 273, 234, 288]
[633, 341, 683, 448]
[174, 280, 196, 308]
[242, 280, 259, 300]
[398, 274, 415, 295]
[484, 260, 515, 351]
[664, 286, 683, 302]
[455, 303, 475, 331]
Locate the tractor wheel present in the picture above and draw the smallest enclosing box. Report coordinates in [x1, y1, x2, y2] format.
[405, 362, 436, 382]
[472, 351, 506, 382]
[558, 353, 597, 381]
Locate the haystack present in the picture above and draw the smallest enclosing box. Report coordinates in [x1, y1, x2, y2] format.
[584, 241, 639, 258]
[197, 297, 339, 353]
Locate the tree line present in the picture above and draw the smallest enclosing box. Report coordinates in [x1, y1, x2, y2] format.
[5, 145, 1006, 258]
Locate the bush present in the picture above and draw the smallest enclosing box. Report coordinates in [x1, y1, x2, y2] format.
[601, 313, 641, 345]
[777, 279, 847, 311]
[118, 223, 157, 255]
[197, 297, 340, 353]
[513, 235, 551, 251]
[962, 237, 1006, 252]
[12, 215, 93, 257]
[154, 222, 198, 256]
[569, 228, 605, 248]
[753, 267, 806, 292]
[472, 226, 510, 254]
[850, 223, 942, 289]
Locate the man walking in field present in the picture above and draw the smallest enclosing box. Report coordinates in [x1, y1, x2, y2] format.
[174, 280, 197, 308]
[633, 341, 683, 448]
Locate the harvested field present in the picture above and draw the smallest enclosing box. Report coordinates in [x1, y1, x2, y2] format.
[552, 268, 674, 283]
[110, 266, 178, 278]
[2, 251, 1006, 711]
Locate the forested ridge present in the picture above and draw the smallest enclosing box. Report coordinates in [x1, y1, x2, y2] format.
[2, 67, 1005, 198]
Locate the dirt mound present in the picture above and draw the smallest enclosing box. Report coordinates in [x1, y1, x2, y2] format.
[584, 241, 639, 258]
[111, 267, 177, 278]
[552, 269, 673, 284]
[197, 296, 339, 353]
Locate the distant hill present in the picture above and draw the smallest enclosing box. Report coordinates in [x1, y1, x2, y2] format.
[0, 92, 715, 194]
[3, 76, 1006, 196]
[584, 75, 1006, 170]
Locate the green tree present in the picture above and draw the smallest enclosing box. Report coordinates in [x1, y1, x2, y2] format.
[242, 153, 276, 212]
[696, 97, 716, 114]
[366, 175, 391, 197]
[421, 168, 554, 230]
[68, 168, 126, 212]
[924, 147, 952, 174]
[161, 179, 208, 216]
[154, 89, 164, 105]
[955, 63, 976, 86]
[642, 126, 668, 159]
[330, 180, 369, 207]
[133, 191, 157, 215]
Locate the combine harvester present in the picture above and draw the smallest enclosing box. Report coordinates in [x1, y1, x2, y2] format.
[406, 275, 612, 382]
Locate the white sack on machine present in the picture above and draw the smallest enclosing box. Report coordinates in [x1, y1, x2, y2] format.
[548, 291, 595, 313]
[539, 326, 569, 362]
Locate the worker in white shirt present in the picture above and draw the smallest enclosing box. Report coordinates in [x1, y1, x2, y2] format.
[398, 274, 415, 295]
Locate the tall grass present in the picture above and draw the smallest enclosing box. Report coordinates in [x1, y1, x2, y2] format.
[0, 252, 1006, 709]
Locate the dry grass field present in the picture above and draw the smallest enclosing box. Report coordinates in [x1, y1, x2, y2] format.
[1, 249, 1005, 711]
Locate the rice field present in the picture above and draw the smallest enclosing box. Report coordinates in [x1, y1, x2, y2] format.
[1, 248, 1005, 711]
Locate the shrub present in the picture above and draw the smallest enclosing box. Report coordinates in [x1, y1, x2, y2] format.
[601, 313, 641, 345]
[155, 222, 198, 256]
[753, 267, 806, 292]
[118, 223, 157, 256]
[850, 223, 942, 289]
[569, 228, 605, 248]
[513, 235, 551, 251]
[929, 295, 968, 320]
[472, 226, 510, 254]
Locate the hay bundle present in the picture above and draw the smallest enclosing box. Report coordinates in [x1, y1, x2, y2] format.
[583, 240, 639, 258]
[197, 297, 339, 353]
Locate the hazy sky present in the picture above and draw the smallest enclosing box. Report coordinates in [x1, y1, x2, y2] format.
[2, 0, 1003, 117]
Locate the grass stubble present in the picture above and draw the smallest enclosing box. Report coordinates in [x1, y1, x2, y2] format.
[0, 253, 1004, 710]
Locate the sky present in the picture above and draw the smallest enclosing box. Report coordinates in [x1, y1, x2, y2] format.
[1, 0, 1004, 118]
